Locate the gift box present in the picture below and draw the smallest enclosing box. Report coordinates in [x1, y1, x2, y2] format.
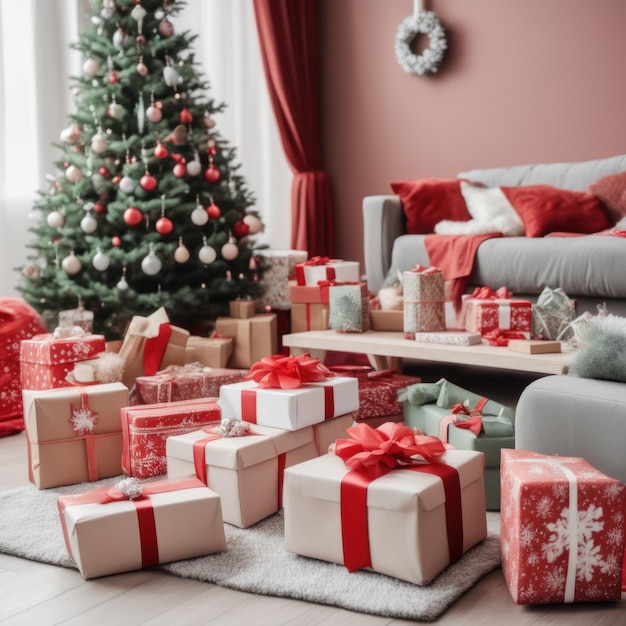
[507, 339, 561, 354]
[20, 332, 106, 390]
[531, 286, 576, 341]
[133, 363, 247, 405]
[22, 382, 129, 489]
[283, 425, 487, 585]
[184, 335, 233, 368]
[411, 331, 483, 346]
[294, 257, 360, 287]
[214, 313, 278, 369]
[463, 287, 532, 337]
[256, 249, 308, 310]
[166, 422, 319, 527]
[402, 378, 515, 510]
[58, 301, 94, 334]
[352, 371, 421, 422]
[500, 449, 626, 604]
[290, 302, 329, 332]
[369, 309, 403, 331]
[229, 298, 258, 319]
[219, 376, 359, 431]
[312, 412, 354, 454]
[328, 282, 371, 333]
[121, 397, 222, 479]
[117, 307, 190, 389]
[58, 476, 225, 579]
[403, 266, 446, 337]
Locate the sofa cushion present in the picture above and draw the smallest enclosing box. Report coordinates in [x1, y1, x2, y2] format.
[390, 178, 470, 234]
[501, 185, 613, 237]
[588, 171, 626, 223]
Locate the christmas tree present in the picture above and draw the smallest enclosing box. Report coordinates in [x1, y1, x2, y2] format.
[17, 0, 265, 339]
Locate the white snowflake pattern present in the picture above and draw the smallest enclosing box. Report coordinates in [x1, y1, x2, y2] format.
[520, 523, 536, 548]
[72, 340, 94, 360]
[604, 482, 625, 501]
[544, 566, 566, 592]
[535, 495, 553, 518]
[70, 405, 98, 434]
[551, 482, 568, 500]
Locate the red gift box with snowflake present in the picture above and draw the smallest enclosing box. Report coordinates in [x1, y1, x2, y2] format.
[22, 382, 129, 489]
[121, 397, 221, 479]
[463, 287, 531, 337]
[500, 449, 626, 605]
[20, 331, 106, 390]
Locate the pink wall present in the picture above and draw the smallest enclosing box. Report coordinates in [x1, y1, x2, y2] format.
[319, 0, 626, 266]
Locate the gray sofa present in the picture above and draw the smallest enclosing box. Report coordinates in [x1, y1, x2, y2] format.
[363, 154, 626, 317]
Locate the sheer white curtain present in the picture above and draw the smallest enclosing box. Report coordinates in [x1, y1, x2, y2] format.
[0, 0, 290, 298]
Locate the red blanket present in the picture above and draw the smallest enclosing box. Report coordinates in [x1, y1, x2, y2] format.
[424, 233, 503, 312]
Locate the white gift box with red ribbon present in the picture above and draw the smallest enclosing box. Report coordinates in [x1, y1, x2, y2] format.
[294, 257, 360, 287]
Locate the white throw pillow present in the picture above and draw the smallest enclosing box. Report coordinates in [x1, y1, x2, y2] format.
[434, 181, 525, 236]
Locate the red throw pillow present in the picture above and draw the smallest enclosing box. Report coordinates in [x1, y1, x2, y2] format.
[501, 185, 613, 237]
[588, 171, 626, 223]
[390, 179, 471, 234]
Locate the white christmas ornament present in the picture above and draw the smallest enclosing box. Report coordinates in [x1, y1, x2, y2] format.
[221, 241, 239, 261]
[62, 251, 82, 275]
[141, 244, 162, 275]
[146, 105, 162, 123]
[136, 61, 148, 76]
[113, 28, 127, 50]
[191, 204, 209, 226]
[243, 214, 263, 235]
[66, 165, 83, 183]
[186, 159, 202, 176]
[91, 133, 108, 154]
[108, 102, 125, 119]
[117, 275, 129, 291]
[174, 239, 190, 263]
[163, 65, 180, 87]
[119, 176, 135, 194]
[92, 249, 110, 271]
[60, 125, 80, 144]
[198, 241, 217, 264]
[83, 58, 100, 76]
[47, 210, 65, 228]
[80, 213, 98, 234]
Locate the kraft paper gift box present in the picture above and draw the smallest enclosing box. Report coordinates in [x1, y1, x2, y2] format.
[294, 257, 360, 287]
[219, 376, 359, 431]
[500, 449, 626, 605]
[184, 335, 233, 368]
[229, 298, 258, 319]
[121, 397, 222, 479]
[463, 287, 532, 337]
[290, 302, 329, 332]
[214, 313, 278, 369]
[283, 432, 487, 585]
[402, 266, 446, 337]
[133, 363, 247, 405]
[58, 476, 226, 579]
[117, 307, 190, 389]
[20, 331, 106, 390]
[312, 412, 354, 454]
[22, 382, 129, 489]
[369, 309, 403, 331]
[328, 282, 371, 333]
[166, 422, 319, 527]
[401, 378, 515, 510]
[256, 249, 308, 310]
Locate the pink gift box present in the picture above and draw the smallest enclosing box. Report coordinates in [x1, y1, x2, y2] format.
[294, 258, 360, 286]
[166, 422, 319, 527]
[133, 363, 248, 405]
[500, 449, 626, 605]
[58, 476, 225, 579]
[22, 383, 129, 489]
[20, 333, 106, 390]
[283, 449, 487, 585]
[121, 398, 222, 479]
[219, 377, 359, 431]
[465, 298, 532, 336]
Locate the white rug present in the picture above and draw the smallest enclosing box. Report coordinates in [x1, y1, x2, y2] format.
[0, 477, 501, 622]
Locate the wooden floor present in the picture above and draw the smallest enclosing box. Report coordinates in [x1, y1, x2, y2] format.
[1, 363, 625, 625]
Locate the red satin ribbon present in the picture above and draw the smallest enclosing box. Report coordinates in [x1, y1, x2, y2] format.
[483, 329, 526, 346]
[470, 285, 513, 300]
[324, 386, 335, 419]
[410, 264, 441, 275]
[143, 322, 172, 376]
[295, 257, 341, 284]
[245, 353, 332, 389]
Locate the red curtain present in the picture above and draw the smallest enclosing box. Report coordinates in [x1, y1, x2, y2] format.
[253, 0, 333, 257]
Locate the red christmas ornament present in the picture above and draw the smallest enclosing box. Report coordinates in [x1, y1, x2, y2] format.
[204, 165, 220, 183]
[112, 235, 122, 247]
[156, 216, 174, 235]
[111, 175, 121, 184]
[173, 162, 187, 178]
[154, 143, 168, 159]
[140, 173, 158, 191]
[179, 108, 193, 124]
[232, 220, 250, 239]
[98, 166, 110, 178]
[169, 153, 184, 163]
[93, 202, 106, 215]
[123, 207, 143, 226]
[136, 34, 146, 45]
[207, 146, 217, 156]
[206, 203, 221, 219]
[109, 71, 120, 84]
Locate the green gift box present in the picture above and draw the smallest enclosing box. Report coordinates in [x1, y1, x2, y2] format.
[401, 378, 515, 511]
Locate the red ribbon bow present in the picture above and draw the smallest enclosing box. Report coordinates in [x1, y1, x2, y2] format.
[335, 422, 446, 479]
[305, 256, 332, 266]
[483, 329, 526, 346]
[470, 285, 513, 300]
[410, 265, 441, 275]
[449, 398, 488, 436]
[244, 353, 333, 389]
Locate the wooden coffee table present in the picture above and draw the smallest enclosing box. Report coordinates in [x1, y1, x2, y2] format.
[282, 330, 575, 375]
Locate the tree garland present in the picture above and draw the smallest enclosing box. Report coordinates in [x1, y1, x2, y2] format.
[394, 10, 447, 77]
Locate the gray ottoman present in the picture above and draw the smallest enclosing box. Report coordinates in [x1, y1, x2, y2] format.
[515, 375, 626, 483]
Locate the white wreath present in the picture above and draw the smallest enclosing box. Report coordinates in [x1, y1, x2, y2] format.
[394, 11, 447, 76]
